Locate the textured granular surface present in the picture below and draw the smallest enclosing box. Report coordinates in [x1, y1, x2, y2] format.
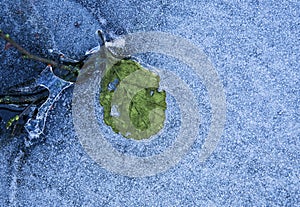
[0, 0, 299, 206]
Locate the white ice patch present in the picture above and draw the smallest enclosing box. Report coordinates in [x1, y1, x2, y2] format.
[110, 105, 120, 117]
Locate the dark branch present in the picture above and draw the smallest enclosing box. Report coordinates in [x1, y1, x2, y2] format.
[0, 30, 73, 71]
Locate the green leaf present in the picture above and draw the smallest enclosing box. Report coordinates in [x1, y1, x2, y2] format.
[99, 59, 167, 140]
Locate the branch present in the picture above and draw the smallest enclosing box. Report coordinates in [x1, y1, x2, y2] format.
[0, 30, 72, 71]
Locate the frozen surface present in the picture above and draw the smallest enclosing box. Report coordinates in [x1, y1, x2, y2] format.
[0, 0, 299, 206]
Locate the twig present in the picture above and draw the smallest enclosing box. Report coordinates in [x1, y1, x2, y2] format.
[0, 30, 71, 71]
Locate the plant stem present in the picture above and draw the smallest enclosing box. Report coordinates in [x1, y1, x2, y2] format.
[0, 30, 71, 71]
